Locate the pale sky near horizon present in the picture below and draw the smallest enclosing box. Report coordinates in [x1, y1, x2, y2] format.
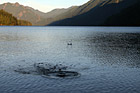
[0, 0, 89, 12]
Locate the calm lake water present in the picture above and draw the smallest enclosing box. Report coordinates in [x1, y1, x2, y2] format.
[0, 26, 140, 93]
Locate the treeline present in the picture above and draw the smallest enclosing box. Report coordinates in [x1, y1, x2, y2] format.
[0, 9, 32, 26]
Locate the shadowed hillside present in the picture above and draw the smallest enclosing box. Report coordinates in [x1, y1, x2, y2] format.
[40, 0, 107, 25]
[48, 0, 138, 26]
[103, 1, 140, 26]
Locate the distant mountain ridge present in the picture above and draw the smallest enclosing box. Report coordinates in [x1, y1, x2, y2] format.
[0, 0, 139, 26]
[0, 2, 41, 25]
[0, 2, 70, 25]
[38, 0, 108, 25]
[49, 0, 139, 26]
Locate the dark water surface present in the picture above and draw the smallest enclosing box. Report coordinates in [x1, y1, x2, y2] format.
[0, 26, 140, 93]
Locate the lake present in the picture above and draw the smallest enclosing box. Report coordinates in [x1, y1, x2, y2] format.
[0, 26, 140, 93]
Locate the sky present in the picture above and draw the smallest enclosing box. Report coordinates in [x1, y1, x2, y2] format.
[0, 0, 89, 12]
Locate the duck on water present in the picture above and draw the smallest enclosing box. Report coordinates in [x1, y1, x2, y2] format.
[67, 40, 72, 45]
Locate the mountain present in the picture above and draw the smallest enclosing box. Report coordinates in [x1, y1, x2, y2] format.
[0, 0, 139, 26]
[36, 0, 112, 25]
[0, 2, 41, 25]
[48, 0, 139, 26]
[35, 7, 72, 25]
[104, 1, 140, 26]
[40, 0, 107, 25]
[0, 9, 32, 26]
[0, 2, 72, 25]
